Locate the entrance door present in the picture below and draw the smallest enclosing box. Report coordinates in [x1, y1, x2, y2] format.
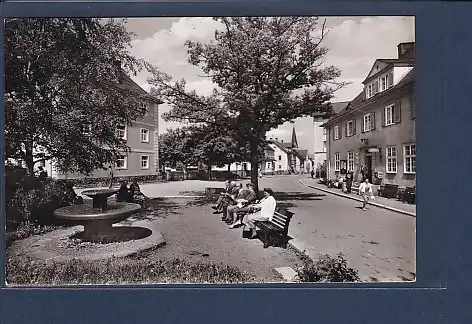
[365, 155, 373, 182]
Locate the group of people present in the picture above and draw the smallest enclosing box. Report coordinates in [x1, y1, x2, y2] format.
[116, 180, 147, 206]
[212, 180, 277, 239]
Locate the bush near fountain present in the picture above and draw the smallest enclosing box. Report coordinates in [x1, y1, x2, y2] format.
[6, 166, 78, 239]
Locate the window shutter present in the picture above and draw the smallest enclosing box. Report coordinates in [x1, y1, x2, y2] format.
[374, 80, 379, 94]
[361, 117, 365, 133]
[339, 124, 342, 139]
[394, 100, 402, 123]
[388, 72, 394, 87]
[353, 119, 356, 134]
[371, 112, 376, 130]
[345, 122, 348, 137]
[410, 94, 416, 118]
[381, 106, 386, 127]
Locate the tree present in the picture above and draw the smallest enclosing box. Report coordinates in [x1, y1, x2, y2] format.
[5, 18, 148, 175]
[147, 17, 348, 192]
[158, 128, 195, 169]
[159, 124, 241, 179]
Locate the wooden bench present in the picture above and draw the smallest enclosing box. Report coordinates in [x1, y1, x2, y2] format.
[206, 187, 226, 195]
[378, 184, 399, 199]
[254, 209, 294, 249]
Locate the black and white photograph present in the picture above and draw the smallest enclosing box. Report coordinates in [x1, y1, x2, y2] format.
[4, 16, 415, 284]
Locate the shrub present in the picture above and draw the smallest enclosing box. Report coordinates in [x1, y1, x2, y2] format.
[5, 257, 252, 285]
[6, 174, 73, 231]
[296, 252, 360, 283]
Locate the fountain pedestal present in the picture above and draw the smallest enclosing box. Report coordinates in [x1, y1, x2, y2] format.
[54, 189, 142, 243]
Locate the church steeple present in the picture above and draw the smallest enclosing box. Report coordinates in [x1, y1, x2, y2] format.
[291, 126, 298, 148]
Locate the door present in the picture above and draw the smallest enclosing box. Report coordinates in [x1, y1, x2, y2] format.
[365, 155, 373, 182]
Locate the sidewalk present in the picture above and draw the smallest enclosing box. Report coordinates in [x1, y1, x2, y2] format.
[300, 178, 416, 217]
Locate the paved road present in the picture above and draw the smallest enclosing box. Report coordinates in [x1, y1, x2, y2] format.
[259, 175, 416, 282]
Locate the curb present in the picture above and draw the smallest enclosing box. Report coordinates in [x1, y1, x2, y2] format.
[299, 179, 416, 217]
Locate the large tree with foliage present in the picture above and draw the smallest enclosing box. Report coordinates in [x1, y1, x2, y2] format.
[159, 124, 242, 178]
[147, 17, 348, 191]
[5, 18, 148, 175]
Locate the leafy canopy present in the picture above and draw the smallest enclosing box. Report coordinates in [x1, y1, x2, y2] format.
[5, 18, 149, 175]
[147, 17, 349, 188]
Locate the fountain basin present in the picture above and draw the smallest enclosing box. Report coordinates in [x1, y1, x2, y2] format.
[81, 188, 118, 211]
[54, 202, 142, 243]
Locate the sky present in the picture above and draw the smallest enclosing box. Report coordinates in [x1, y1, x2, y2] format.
[124, 16, 415, 153]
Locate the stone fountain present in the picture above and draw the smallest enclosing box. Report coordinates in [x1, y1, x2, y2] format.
[54, 188, 142, 243]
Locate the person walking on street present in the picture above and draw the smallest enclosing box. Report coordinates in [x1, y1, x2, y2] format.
[311, 169, 315, 179]
[358, 178, 373, 211]
[346, 171, 353, 194]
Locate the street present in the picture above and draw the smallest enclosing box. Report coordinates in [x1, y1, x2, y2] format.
[260, 175, 416, 282]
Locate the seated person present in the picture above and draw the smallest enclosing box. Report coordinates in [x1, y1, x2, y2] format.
[242, 188, 277, 239]
[129, 180, 146, 206]
[213, 180, 238, 215]
[221, 182, 244, 221]
[116, 181, 130, 202]
[212, 180, 232, 213]
[62, 181, 83, 205]
[228, 183, 257, 228]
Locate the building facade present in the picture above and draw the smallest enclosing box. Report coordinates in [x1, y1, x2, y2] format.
[46, 74, 162, 179]
[265, 127, 308, 174]
[312, 101, 349, 175]
[324, 42, 415, 188]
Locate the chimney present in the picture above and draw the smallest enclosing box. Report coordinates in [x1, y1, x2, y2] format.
[397, 42, 415, 59]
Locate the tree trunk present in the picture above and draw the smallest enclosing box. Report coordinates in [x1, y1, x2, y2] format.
[207, 164, 212, 180]
[250, 139, 260, 195]
[24, 143, 35, 176]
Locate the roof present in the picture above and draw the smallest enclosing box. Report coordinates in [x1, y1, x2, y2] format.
[264, 144, 274, 152]
[269, 140, 291, 154]
[323, 68, 414, 127]
[293, 149, 308, 160]
[331, 101, 350, 114]
[363, 58, 414, 84]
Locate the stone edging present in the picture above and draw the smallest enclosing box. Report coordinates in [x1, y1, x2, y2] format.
[299, 179, 416, 217]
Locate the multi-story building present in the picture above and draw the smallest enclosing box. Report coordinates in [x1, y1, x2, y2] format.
[312, 101, 349, 175]
[46, 73, 162, 179]
[323, 42, 415, 188]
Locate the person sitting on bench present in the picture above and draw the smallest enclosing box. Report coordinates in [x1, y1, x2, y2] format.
[129, 180, 146, 206]
[213, 181, 238, 215]
[221, 182, 244, 221]
[242, 188, 277, 239]
[228, 183, 257, 228]
[212, 180, 232, 213]
[116, 180, 130, 202]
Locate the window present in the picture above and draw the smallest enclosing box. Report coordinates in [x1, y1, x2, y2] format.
[380, 75, 388, 92]
[346, 120, 355, 136]
[278, 165, 281, 170]
[141, 155, 150, 169]
[347, 151, 354, 172]
[323, 141, 327, 152]
[116, 125, 127, 140]
[334, 125, 341, 140]
[404, 144, 416, 173]
[278, 155, 282, 161]
[140, 128, 150, 143]
[116, 155, 127, 169]
[363, 113, 373, 132]
[334, 153, 340, 171]
[386, 146, 397, 173]
[141, 102, 150, 115]
[267, 162, 271, 169]
[366, 84, 374, 98]
[385, 104, 394, 126]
